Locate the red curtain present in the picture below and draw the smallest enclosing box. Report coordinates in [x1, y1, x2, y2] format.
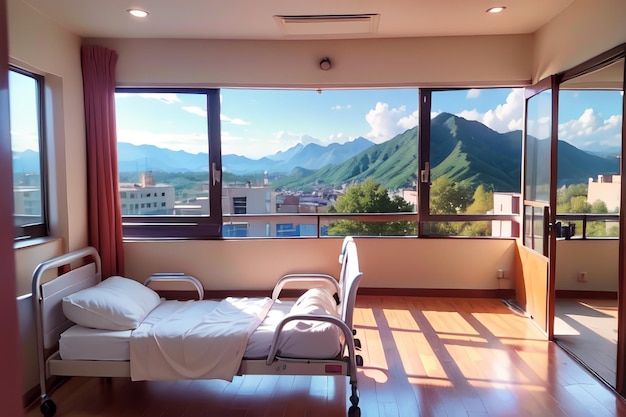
[81, 45, 125, 277]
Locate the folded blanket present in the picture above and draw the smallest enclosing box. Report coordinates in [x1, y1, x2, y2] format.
[130, 297, 273, 381]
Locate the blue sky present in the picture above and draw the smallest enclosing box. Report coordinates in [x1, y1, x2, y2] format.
[114, 87, 623, 159]
[9, 70, 624, 159]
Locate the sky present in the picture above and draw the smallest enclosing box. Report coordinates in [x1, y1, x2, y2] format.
[113, 87, 624, 159]
[8, 68, 625, 159]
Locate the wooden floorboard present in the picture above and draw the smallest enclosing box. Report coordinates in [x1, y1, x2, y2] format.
[24, 296, 626, 417]
[554, 298, 618, 387]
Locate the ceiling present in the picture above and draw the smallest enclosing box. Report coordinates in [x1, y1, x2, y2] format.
[20, 0, 576, 40]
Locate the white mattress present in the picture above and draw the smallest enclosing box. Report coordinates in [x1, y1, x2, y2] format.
[59, 297, 342, 362]
[60, 325, 131, 361]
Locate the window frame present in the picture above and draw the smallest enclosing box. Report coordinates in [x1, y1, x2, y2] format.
[417, 88, 522, 237]
[9, 65, 49, 241]
[116, 88, 222, 239]
[116, 86, 521, 239]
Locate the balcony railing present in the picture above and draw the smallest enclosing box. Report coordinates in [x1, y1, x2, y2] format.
[221, 212, 521, 238]
[555, 213, 620, 240]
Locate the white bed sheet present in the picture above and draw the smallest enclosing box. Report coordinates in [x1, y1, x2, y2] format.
[58, 297, 342, 366]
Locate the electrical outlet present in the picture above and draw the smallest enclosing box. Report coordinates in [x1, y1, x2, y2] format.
[578, 272, 587, 282]
[497, 269, 505, 279]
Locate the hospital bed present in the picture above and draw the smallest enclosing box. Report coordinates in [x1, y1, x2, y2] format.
[32, 237, 363, 417]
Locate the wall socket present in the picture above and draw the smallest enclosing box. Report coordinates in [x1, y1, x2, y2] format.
[578, 272, 587, 282]
[497, 269, 505, 279]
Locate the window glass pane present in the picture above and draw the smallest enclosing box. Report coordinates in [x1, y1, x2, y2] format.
[525, 90, 552, 203]
[115, 92, 209, 216]
[556, 74, 622, 238]
[9, 70, 44, 233]
[428, 88, 523, 236]
[220, 88, 419, 237]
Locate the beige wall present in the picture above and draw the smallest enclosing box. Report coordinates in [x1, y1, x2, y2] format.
[533, 0, 626, 82]
[88, 35, 533, 88]
[8, 0, 87, 252]
[124, 238, 517, 291]
[555, 239, 619, 292]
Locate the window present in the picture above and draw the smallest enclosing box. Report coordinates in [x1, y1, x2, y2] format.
[220, 88, 419, 238]
[555, 87, 623, 239]
[115, 89, 221, 238]
[9, 67, 48, 240]
[115, 86, 524, 239]
[419, 88, 523, 237]
[233, 197, 247, 215]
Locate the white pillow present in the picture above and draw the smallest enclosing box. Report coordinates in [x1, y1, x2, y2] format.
[62, 276, 161, 330]
[281, 292, 343, 359]
[292, 287, 340, 318]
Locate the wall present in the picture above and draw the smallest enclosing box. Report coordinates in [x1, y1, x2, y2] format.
[0, 0, 25, 413]
[555, 239, 619, 292]
[124, 238, 517, 291]
[8, 0, 87, 252]
[533, 0, 626, 82]
[88, 36, 533, 88]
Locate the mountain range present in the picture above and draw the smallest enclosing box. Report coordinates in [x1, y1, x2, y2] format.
[113, 137, 374, 175]
[13, 113, 620, 192]
[271, 113, 620, 192]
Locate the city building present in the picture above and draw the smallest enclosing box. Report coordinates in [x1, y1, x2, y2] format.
[119, 172, 176, 215]
[588, 174, 621, 212]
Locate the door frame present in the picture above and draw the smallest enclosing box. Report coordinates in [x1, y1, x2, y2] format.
[522, 75, 558, 338]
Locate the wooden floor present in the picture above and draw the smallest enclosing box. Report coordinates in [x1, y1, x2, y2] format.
[25, 296, 626, 417]
[554, 298, 618, 387]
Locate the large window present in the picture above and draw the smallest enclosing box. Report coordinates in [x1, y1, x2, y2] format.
[115, 87, 524, 239]
[116, 88, 420, 238]
[555, 84, 623, 239]
[420, 88, 524, 237]
[115, 89, 221, 238]
[9, 67, 47, 240]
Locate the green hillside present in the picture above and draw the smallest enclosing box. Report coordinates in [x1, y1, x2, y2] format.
[271, 112, 619, 193]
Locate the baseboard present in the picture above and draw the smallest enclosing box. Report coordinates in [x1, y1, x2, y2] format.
[357, 288, 515, 299]
[204, 288, 515, 299]
[555, 290, 617, 299]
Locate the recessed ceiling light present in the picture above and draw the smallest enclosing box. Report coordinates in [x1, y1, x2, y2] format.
[127, 9, 149, 18]
[486, 6, 506, 14]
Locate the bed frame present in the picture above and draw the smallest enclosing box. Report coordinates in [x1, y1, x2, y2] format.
[32, 239, 363, 417]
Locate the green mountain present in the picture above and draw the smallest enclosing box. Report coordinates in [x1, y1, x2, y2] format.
[272, 127, 417, 191]
[272, 112, 620, 193]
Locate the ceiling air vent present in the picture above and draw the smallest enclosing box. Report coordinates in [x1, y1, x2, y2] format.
[274, 14, 380, 35]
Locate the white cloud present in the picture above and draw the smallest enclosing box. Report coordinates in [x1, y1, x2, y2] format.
[558, 109, 622, 149]
[138, 93, 181, 104]
[466, 89, 481, 99]
[10, 129, 39, 152]
[365, 102, 417, 143]
[329, 132, 345, 141]
[221, 114, 251, 125]
[398, 109, 419, 131]
[117, 129, 208, 155]
[331, 104, 352, 110]
[183, 106, 207, 117]
[457, 88, 524, 133]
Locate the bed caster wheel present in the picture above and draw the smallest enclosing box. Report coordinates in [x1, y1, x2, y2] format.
[40, 397, 56, 417]
[348, 405, 361, 417]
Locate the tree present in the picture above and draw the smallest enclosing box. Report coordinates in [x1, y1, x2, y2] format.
[590, 199, 608, 214]
[430, 177, 473, 214]
[328, 178, 416, 236]
[460, 184, 494, 236]
[465, 184, 493, 214]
